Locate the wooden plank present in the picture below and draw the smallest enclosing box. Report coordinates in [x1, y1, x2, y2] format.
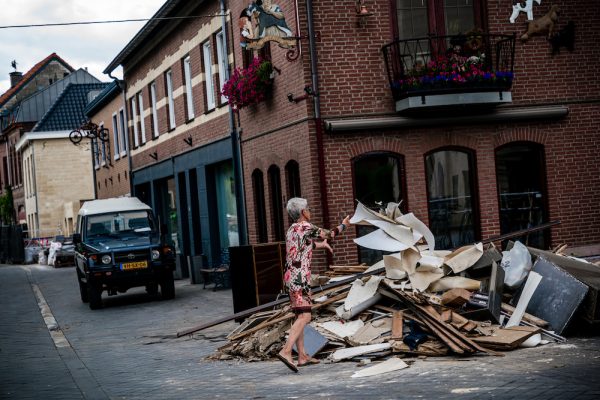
[472, 326, 540, 350]
[391, 311, 404, 340]
[176, 267, 385, 337]
[501, 303, 548, 327]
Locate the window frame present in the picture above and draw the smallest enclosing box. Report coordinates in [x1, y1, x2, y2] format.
[130, 97, 139, 148]
[118, 107, 127, 157]
[112, 112, 120, 160]
[268, 165, 284, 242]
[216, 30, 228, 105]
[390, 0, 487, 39]
[202, 40, 216, 111]
[183, 55, 195, 121]
[252, 169, 268, 243]
[424, 146, 481, 249]
[495, 141, 549, 249]
[150, 81, 159, 139]
[138, 91, 147, 144]
[165, 69, 176, 130]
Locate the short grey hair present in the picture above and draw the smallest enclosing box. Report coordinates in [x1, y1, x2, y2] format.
[287, 197, 308, 221]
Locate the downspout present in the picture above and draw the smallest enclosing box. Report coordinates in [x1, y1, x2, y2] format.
[221, 0, 248, 245]
[109, 72, 134, 196]
[306, 0, 331, 237]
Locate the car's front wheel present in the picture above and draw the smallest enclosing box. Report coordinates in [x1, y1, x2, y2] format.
[88, 282, 103, 310]
[160, 271, 175, 300]
[77, 269, 88, 303]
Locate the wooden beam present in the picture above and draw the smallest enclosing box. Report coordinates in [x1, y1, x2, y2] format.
[176, 267, 385, 337]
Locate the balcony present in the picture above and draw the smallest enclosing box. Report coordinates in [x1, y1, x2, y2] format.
[382, 33, 516, 113]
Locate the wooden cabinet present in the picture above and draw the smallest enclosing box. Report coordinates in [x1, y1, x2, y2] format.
[229, 242, 285, 315]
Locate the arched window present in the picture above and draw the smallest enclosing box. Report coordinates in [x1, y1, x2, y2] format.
[268, 165, 285, 241]
[425, 148, 480, 250]
[285, 160, 301, 199]
[252, 169, 268, 243]
[353, 152, 407, 265]
[496, 142, 548, 249]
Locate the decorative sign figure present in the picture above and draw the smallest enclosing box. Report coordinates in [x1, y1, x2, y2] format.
[520, 4, 559, 41]
[510, 0, 542, 23]
[241, 0, 296, 50]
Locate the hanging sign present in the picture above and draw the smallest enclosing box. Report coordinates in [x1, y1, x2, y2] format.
[240, 0, 296, 50]
[510, 0, 542, 23]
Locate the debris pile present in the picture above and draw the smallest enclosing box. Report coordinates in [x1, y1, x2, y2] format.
[190, 202, 600, 377]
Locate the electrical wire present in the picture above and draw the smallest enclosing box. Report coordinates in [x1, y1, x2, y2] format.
[0, 15, 228, 30]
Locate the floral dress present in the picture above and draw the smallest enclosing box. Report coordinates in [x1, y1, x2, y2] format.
[284, 221, 321, 313]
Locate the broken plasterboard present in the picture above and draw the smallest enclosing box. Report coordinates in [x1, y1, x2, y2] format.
[354, 228, 417, 252]
[351, 357, 409, 378]
[319, 320, 365, 339]
[330, 343, 391, 362]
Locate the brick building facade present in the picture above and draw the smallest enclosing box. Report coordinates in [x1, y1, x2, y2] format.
[233, 0, 600, 270]
[105, 0, 244, 277]
[84, 81, 132, 199]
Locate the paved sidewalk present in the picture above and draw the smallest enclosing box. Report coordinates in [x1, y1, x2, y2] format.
[1, 263, 600, 399]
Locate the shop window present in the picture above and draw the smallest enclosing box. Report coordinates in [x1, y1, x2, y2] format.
[425, 148, 480, 250]
[252, 169, 268, 243]
[496, 142, 548, 249]
[213, 162, 239, 259]
[353, 152, 407, 265]
[268, 165, 284, 241]
[285, 160, 301, 199]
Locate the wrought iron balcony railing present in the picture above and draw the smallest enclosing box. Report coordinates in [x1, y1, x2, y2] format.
[382, 33, 516, 110]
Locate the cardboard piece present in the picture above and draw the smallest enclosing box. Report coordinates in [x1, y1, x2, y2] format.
[351, 357, 409, 378]
[441, 288, 472, 307]
[472, 326, 540, 350]
[391, 311, 404, 339]
[366, 219, 420, 247]
[429, 276, 481, 292]
[444, 243, 484, 273]
[349, 318, 392, 345]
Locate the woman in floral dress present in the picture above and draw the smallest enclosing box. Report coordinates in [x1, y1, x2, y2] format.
[277, 197, 351, 372]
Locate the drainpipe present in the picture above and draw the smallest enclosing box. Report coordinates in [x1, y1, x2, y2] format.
[221, 0, 248, 245]
[306, 0, 331, 237]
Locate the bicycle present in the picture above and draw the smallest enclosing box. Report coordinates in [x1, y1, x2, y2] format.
[69, 121, 109, 145]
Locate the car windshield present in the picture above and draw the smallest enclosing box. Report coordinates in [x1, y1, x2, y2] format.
[86, 210, 156, 238]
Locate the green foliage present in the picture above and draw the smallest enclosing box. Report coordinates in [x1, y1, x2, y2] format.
[0, 186, 15, 225]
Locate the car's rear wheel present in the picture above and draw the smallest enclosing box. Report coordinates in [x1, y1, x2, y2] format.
[77, 269, 88, 303]
[88, 282, 103, 309]
[160, 271, 175, 300]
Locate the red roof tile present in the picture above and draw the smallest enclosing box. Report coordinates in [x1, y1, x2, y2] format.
[0, 53, 74, 108]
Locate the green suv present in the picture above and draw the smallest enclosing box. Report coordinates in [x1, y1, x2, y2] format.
[73, 197, 175, 309]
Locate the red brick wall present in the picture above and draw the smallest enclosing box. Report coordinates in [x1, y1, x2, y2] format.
[237, 0, 600, 270]
[121, 1, 232, 173]
[89, 94, 131, 199]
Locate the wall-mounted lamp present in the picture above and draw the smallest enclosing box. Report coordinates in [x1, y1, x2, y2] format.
[149, 151, 158, 161]
[183, 136, 193, 146]
[356, 0, 372, 27]
[287, 85, 318, 103]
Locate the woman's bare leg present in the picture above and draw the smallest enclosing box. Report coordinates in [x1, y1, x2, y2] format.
[280, 312, 310, 363]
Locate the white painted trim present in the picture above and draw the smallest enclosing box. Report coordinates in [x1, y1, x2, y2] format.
[15, 130, 72, 151]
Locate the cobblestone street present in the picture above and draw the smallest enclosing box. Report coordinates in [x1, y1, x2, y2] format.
[1, 263, 600, 399]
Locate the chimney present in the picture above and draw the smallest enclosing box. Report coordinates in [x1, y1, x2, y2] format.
[9, 71, 23, 88]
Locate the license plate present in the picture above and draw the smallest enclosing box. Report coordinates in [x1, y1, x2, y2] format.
[120, 261, 148, 270]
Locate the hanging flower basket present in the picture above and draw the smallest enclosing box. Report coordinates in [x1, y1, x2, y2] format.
[222, 57, 274, 110]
